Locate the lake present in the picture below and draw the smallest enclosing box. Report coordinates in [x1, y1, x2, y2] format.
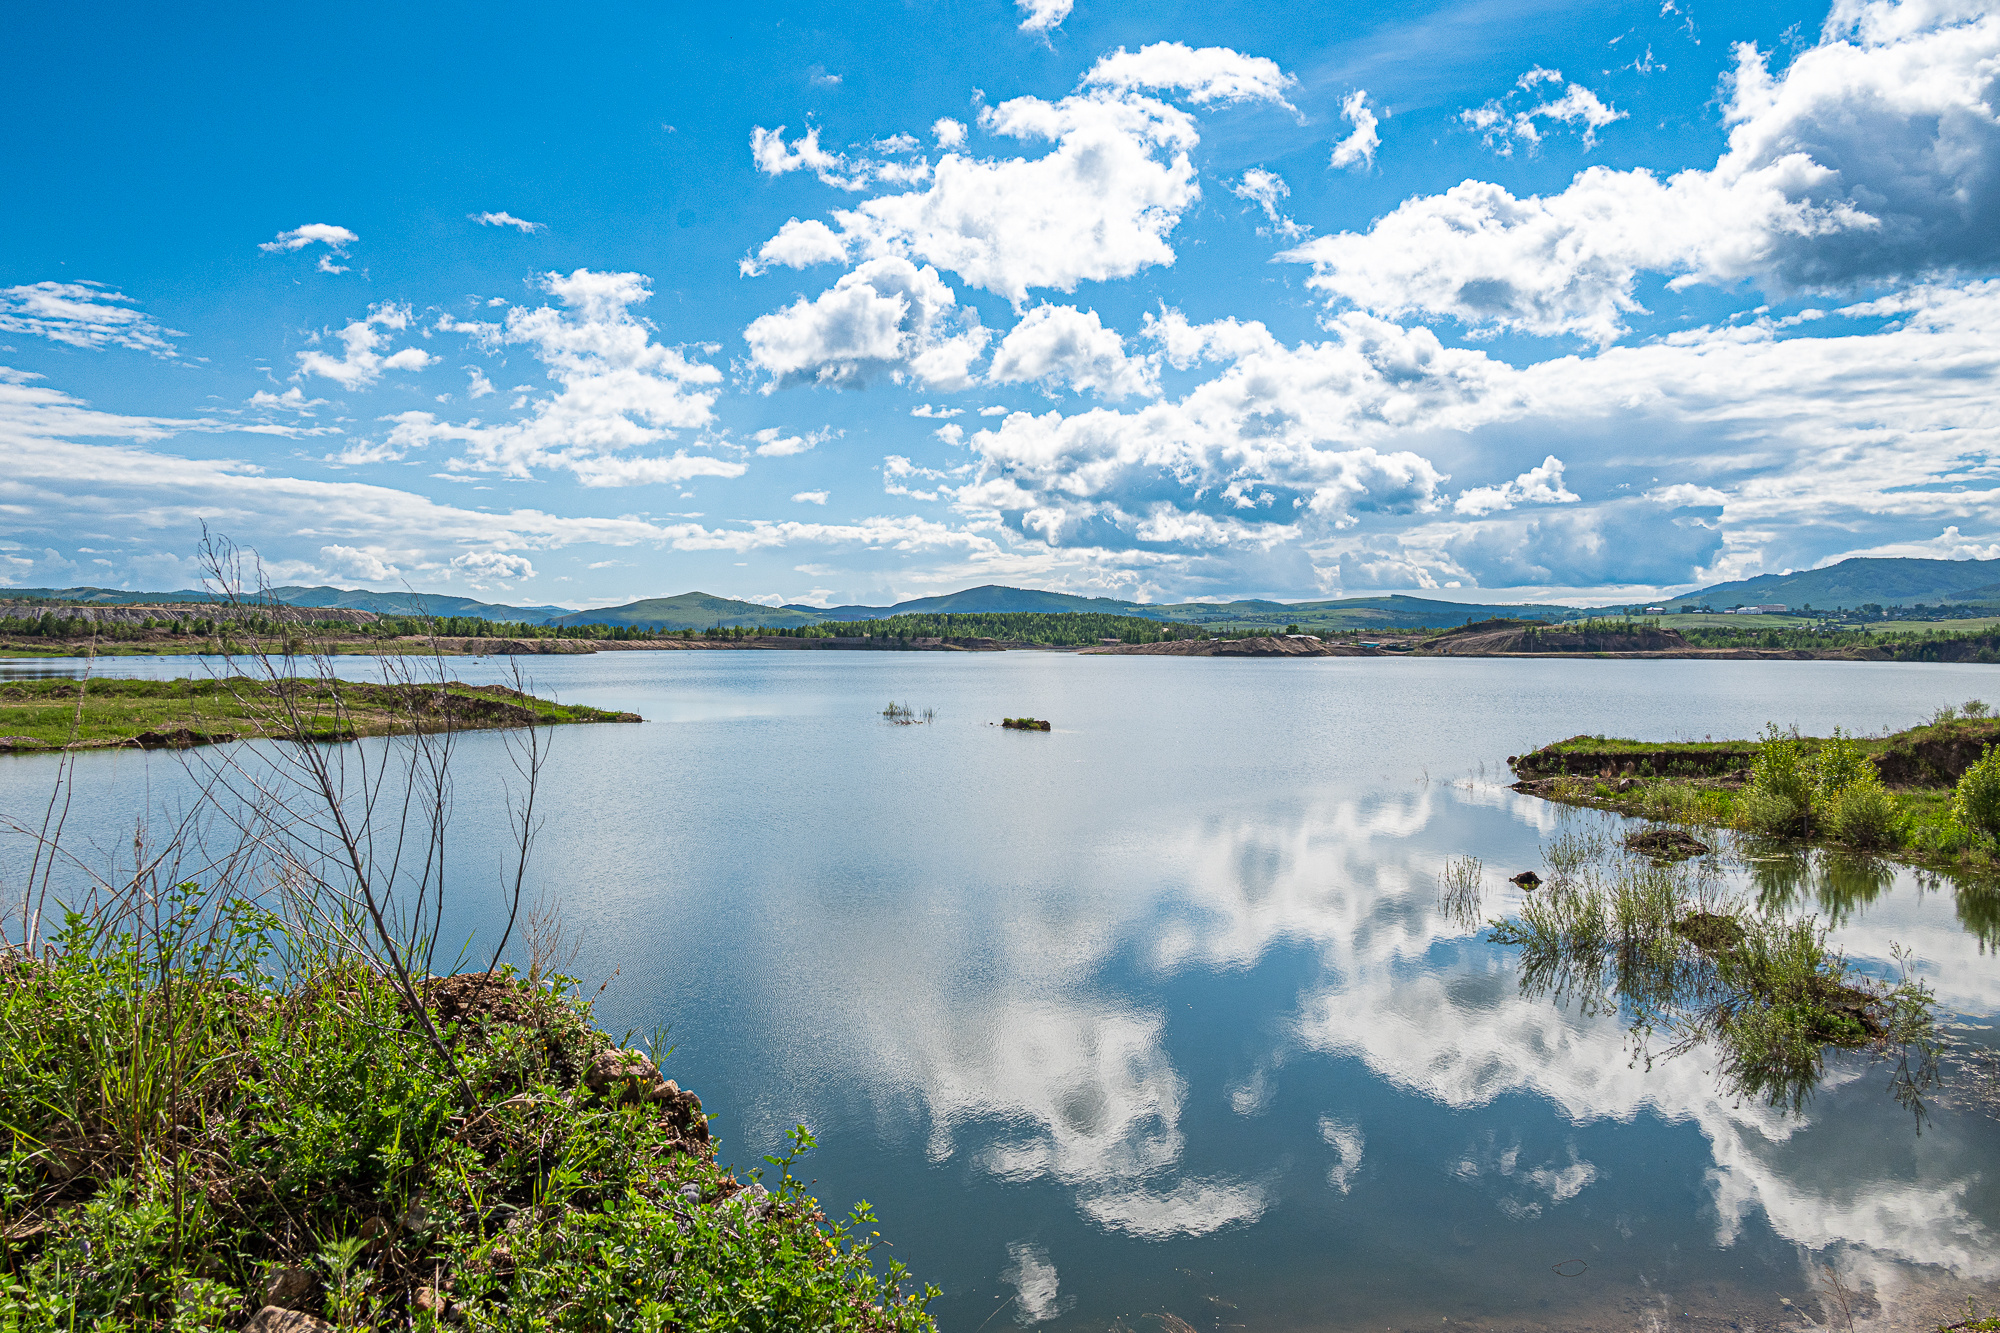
[4, 651, 1997, 1330]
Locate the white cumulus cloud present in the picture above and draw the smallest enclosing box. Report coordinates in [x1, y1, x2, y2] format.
[988, 304, 1158, 399]
[1453, 454, 1581, 515]
[1329, 90, 1380, 170]
[1284, 1, 2000, 343]
[743, 256, 989, 391]
[1081, 42, 1297, 109]
[1232, 169, 1308, 239]
[749, 125, 872, 191]
[1015, 0, 1072, 33]
[296, 304, 437, 389]
[385, 269, 732, 487]
[747, 45, 1297, 308]
[1461, 68, 1627, 155]
[259, 223, 359, 273]
[469, 211, 546, 233]
[754, 426, 834, 456]
[740, 218, 850, 276]
[450, 549, 536, 584]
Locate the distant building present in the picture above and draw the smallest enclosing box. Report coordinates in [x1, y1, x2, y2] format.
[1755, 604, 1788, 613]
[1644, 606, 1665, 614]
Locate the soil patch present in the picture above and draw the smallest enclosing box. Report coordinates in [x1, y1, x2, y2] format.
[1080, 636, 1382, 657]
[1420, 619, 1693, 656]
[1625, 827, 1711, 861]
[1871, 717, 2000, 786]
[1673, 911, 1746, 953]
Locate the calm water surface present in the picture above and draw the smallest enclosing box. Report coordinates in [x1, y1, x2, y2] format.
[4, 652, 1998, 1329]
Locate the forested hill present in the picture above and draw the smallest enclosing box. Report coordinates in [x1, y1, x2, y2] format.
[1663, 557, 2000, 610]
[19, 557, 2000, 629]
[562, 588, 1582, 631]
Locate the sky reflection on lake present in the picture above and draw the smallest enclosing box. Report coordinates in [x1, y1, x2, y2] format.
[3, 653, 1997, 1329]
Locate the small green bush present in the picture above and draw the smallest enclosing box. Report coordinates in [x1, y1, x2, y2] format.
[1808, 728, 1871, 799]
[1953, 743, 2000, 839]
[1823, 772, 1900, 848]
[1742, 726, 1813, 836]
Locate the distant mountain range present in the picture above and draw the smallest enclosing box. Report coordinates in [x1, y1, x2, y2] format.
[10, 555, 1999, 629]
[1, 585, 577, 621]
[547, 588, 1583, 631]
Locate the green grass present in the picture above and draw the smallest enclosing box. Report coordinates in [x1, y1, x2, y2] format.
[1866, 617, 2000, 634]
[1632, 613, 1804, 629]
[1537, 734, 1755, 754]
[0, 897, 936, 1331]
[0, 678, 638, 750]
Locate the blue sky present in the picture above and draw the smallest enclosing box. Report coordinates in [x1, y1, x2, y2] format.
[3, 0, 1995, 609]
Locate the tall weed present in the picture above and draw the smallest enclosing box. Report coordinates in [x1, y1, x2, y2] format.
[1953, 743, 2000, 840]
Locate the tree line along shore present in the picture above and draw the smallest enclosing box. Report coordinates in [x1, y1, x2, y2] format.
[6, 606, 2000, 661]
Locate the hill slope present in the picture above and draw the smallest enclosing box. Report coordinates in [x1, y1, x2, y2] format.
[2, 585, 577, 622]
[8, 582, 1586, 632]
[552, 593, 824, 630]
[1668, 557, 2000, 610]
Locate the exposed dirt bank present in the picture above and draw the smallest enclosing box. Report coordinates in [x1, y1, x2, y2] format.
[1079, 636, 1386, 657]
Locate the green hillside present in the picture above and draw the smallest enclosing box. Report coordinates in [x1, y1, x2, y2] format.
[6, 581, 1583, 633]
[823, 584, 1149, 617]
[552, 592, 825, 629]
[1130, 594, 1578, 630]
[1666, 557, 2000, 611]
[268, 585, 577, 621]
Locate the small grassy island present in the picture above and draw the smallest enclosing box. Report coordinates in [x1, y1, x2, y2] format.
[1000, 717, 1051, 731]
[0, 678, 640, 753]
[1508, 704, 2000, 875]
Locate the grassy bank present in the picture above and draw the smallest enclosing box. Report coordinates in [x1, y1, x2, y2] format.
[0, 678, 640, 751]
[0, 901, 936, 1331]
[1508, 708, 2000, 880]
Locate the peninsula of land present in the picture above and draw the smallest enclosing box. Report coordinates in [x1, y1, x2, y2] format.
[0, 677, 641, 753]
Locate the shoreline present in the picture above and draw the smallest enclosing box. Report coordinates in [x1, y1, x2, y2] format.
[0, 677, 641, 754]
[1503, 720, 2000, 881]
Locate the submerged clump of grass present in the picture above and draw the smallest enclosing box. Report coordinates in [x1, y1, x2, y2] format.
[881, 701, 935, 725]
[1439, 855, 1483, 928]
[1489, 838, 1941, 1118]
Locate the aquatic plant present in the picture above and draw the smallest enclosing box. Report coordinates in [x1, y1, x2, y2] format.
[1542, 824, 1607, 885]
[882, 701, 935, 725]
[1439, 855, 1483, 927]
[1490, 841, 1940, 1118]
